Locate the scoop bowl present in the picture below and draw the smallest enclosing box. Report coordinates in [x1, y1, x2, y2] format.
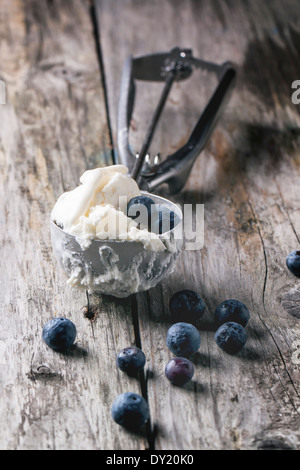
[50, 193, 183, 298]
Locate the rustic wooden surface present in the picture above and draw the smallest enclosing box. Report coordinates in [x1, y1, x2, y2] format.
[0, 0, 300, 450]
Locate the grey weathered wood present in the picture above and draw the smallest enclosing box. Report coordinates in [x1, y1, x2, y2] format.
[0, 0, 148, 450]
[96, 0, 300, 449]
[1, 0, 300, 451]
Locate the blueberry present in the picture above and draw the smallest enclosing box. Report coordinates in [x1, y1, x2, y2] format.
[127, 195, 157, 230]
[214, 299, 250, 327]
[116, 346, 146, 376]
[169, 290, 205, 325]
[111, 392, 150, 429]
[165, 357, 194, 386]
[42, 317, 76, 351]
[286, 250, 300, 278]
[215, 321, 247, 355]
[151, 205, 180, 234]
[166, 322, 201, 357]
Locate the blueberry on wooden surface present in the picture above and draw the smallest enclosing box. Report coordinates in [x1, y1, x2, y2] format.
[169, 289, 205, 325]
[116, 346, 146, 376]
[111, 392, 149, 429]
[286, 250, 300, 278]
[42, 317, 77, 352]
[166, 322, 201, 357]
[214, 299, 250, 327]
[165, 357, 194, 386]
[215, 321, 247, 355]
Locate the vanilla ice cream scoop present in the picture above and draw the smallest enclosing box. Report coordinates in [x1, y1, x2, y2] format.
[50, 165, 183, 297]
[52, 165, 140, 236]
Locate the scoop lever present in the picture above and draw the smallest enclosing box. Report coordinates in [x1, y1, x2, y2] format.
[117, 47, 236, 193]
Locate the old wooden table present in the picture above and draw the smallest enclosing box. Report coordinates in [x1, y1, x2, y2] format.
[1, 0, 300, 451]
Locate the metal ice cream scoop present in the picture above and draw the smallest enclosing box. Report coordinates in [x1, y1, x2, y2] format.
[51, 47, 235, 297]
[117, 47, 236, 193]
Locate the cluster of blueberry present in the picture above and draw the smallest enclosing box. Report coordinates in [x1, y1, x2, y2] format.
[164, 291, 249, 386]
[111, 291, 250, 430]
[41, 318, 150, 429]
[112, 347, 149, 429]
[41, 291, 250, 431]
[112, 249, 295, 429]
[42, 318, 151, 430]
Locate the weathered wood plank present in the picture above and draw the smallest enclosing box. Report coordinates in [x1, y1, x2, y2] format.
[0, 0, 147, 450]
[96, 0, 300, 449]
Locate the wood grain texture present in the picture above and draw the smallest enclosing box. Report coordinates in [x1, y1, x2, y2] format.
[96, 0, 300, 449]
[1, 0, 300, 451]
[0, 0, 148, 450]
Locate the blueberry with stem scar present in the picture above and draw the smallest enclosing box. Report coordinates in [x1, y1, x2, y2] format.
[111, 392, 150, 430]
[215, 321, 247, 355]
[166, 322, 201, 357]
[169, 289, 205, 326]
[286, 250, 300, 278]
[214, 299, 250, 327]
[116, 346, 146, 376]
[42, 317, 77, 352]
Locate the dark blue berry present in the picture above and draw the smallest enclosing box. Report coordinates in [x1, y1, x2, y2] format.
[116, 346, 146, 376]
[42, 317, 76, 351]
[127, 195, 156, 230]
[215, 322, 247, 354]
[166, 322, 201, 357]
[111, 392, 149, 429]
[165, 357, 194, 386]
[151, 205, 180, 234]
[169, 290, 205, 325]
[286, 250, 300, 278]
[214, 299, 250, 327]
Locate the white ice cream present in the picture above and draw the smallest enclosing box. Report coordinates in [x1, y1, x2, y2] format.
[51, 165, 165, 251]
[50, 165, 182, 297]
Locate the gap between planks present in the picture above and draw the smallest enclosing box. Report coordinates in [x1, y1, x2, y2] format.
[86, 4, 155, 447]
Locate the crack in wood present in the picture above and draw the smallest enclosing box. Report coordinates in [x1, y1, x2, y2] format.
[89, 0, 116, 165]
[246, 198, 300, 404]
[247, 199, 269, 311]
[130, 294, 155, 450]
